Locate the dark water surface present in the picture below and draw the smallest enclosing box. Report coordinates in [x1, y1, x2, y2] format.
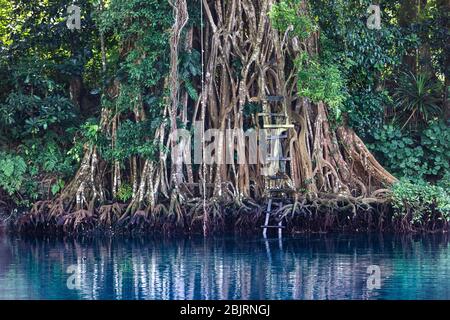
[0, 233, 449, 300]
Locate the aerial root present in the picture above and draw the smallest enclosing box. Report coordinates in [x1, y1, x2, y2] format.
[57, 209, 97, 233]
[12, 187, 446, 234]
[98, 203, 127, 227]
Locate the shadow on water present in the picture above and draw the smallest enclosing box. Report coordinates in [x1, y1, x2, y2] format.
[0, 233, 449, 300]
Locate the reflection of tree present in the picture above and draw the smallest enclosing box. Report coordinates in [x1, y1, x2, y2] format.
[0, 236, 12, 275]
[0, 234, 449, 299]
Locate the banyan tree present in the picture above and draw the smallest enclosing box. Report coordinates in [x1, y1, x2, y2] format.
[17, 0, 398, 234]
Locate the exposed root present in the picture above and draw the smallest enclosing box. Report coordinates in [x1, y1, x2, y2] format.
[56, 209, 97, 234]
[99, 203, 126, 227]
[16, 200, 53, 233]
[12, 189, 448, 235]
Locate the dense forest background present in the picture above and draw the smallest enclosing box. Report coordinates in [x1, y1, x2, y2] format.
[0, 0, 448, 233]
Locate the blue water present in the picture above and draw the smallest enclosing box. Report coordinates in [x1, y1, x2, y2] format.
[0, 233, 449, 300]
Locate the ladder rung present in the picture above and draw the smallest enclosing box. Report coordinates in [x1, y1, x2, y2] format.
[267, 157, 291, 161]
[264, 96, 284, 102]
[266, 134, 288, 140]
[263, 124, 294, 129]
[257, 113, 287, 117]
[261, 225, 286, 229]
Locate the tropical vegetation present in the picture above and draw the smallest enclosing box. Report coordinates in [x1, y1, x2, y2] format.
[0, 0, 448, 234]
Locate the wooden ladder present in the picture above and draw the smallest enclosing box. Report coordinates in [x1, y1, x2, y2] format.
[258, 95, 294, 238]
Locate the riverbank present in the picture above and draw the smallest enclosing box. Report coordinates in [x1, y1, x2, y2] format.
[5, 193, 449, 236]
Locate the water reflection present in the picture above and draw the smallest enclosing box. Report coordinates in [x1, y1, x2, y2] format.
[0, 234, 449, 300]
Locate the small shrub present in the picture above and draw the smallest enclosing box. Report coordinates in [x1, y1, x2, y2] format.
[391, 179, 450, 223]
[393, 71, 442, 128]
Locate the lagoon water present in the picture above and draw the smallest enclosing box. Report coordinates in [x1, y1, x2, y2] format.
[0, 234, 449, 300]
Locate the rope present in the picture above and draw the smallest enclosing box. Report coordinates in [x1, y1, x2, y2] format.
[201, 0, 207, 236]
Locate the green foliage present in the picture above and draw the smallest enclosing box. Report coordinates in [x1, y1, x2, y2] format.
[95, 0, 172, 167]
[0, 151, 27, 196]
[296, 53, 346, 120]
[51, 178, 65, 196]
[269, 0, 316, 40]
[309, 0, 448, 188]
[393, 71, 442, 128]
[370, 121, 450, 181]
[0, 0, 12, 45]
[4, 0, 99, 91]
[421, 121, 450, 177]
[0, 92, 77, 139]
[117, 184, 133, 202]
[402, 0, 449, 83]
[344, 89, 390, 137]
[80, 118, 101, 144]
[9, 56, 59, 95]
[22, 135, 76, 177]
[0, 135, 76, 204]
[391, 179, 450, 222]
[437, 172, 450, 190]
[111, 120, 160, 161]
[370, 125, 425, 178]
[311, 0, 415, 137]
[179, 49, 201, 101]
[99, 0, 172, 88]
[0, 8, 84, 185]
